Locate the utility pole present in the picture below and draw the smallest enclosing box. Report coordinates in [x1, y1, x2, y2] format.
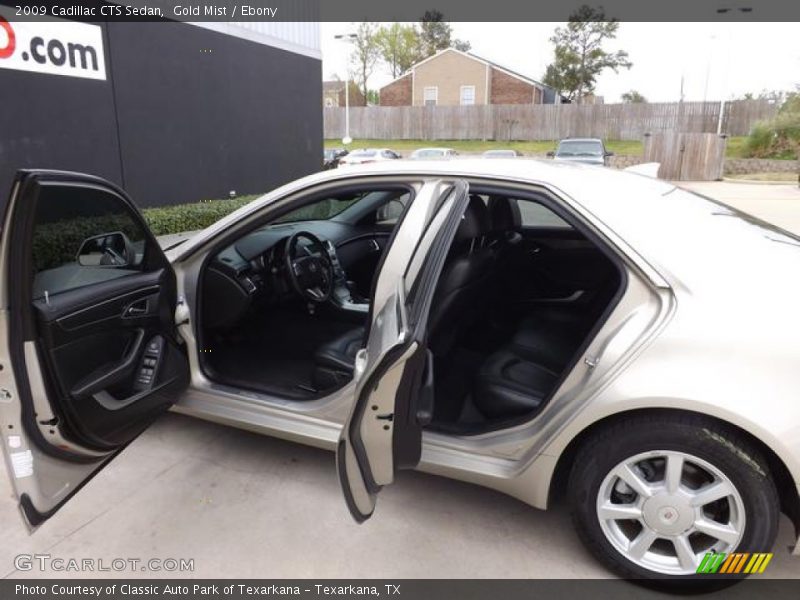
[334, 33, 358, 145]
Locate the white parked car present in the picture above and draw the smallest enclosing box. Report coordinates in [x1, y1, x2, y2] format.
[1, 161, 799, 589]
[338, 148, 401, 166]
[409, 148, 458, 159]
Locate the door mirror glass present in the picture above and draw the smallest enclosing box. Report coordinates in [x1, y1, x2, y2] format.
[376, 198, 406, 225]
[77, 232, 135, 267]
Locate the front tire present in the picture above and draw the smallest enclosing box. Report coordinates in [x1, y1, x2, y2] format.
[568, 413, 779, 589]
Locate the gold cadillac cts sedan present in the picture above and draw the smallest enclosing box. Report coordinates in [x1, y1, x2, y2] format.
[1, 160, 798, 588]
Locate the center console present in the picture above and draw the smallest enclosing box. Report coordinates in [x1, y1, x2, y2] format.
[324, 240, 370, 314]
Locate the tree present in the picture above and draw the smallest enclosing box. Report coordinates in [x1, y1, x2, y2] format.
[542, 6, 632, 103]
[621, 90, 647, 103]
[349, 22, 381, 101]
[375, 23, 421, 78]
[418, 10, 471, 58]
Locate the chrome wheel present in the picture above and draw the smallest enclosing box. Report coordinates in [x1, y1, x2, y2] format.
[596, 450, 746, 575]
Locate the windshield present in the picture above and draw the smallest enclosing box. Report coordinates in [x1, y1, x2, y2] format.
[273, 195, 362, 223]
[413, 149, 444, 157]
[556, 141, 603, 156]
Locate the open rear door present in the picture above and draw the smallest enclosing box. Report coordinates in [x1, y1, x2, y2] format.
[0, 170, 189, 529]
[337, 179, 470, 521]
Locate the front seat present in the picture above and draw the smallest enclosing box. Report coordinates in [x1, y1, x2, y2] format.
[426, 195, 494, 355]
[312, 326, 365, 390]
[312, 195, 493, 389]
[487, 196, 522, 251]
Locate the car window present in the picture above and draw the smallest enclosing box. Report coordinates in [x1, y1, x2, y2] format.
[375, 192, 411, 226]
[557, 141, 603, 156]
[274, 193, 363, 224]
[31, 185, 149, 300]
[516, 199, 572, 229]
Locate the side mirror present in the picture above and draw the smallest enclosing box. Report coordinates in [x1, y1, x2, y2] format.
[605, 151, 615, 157]
[77, 232, 135, 267]
[546, 151, 555, 158]
[376, 199, 405, 223]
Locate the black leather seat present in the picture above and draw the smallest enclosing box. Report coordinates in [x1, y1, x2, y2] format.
[487, 196, 522, 250]
[312, 194, 494, 389]
[474, 349, 559, 419]
[312, 326, 365, 389]
[427, 195, 494, 355]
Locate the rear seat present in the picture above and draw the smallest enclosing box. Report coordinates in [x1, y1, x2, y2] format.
[474, 309, 591, 419]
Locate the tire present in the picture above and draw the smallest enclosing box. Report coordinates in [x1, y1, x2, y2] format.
[568, 413, 780, 590]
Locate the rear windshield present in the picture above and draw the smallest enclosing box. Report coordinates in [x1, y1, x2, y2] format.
[557, 141, 603, 156]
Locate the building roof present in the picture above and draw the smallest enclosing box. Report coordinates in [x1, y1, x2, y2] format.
[380, 48, 550, 93]
[323, 80, 346, 92]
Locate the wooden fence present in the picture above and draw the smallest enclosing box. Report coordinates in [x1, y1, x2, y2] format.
[323, 99, 776, 141]
[644, 132, 727, 181]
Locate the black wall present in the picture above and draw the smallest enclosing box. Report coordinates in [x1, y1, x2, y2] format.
[0, 21, 322, 208]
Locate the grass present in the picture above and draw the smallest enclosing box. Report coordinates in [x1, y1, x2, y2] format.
[325, 137, 753, 159]
[726, 172, 799, 182]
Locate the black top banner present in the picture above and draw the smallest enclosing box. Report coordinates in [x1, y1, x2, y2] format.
[3, 0, 800, 22]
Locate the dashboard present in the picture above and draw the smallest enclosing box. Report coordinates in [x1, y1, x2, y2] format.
[202, 220, 390, 330]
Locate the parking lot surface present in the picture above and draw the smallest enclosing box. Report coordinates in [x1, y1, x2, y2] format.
[2, 181, 798, 580]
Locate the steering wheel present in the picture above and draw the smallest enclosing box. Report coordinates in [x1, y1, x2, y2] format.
[284, 231, 334, 303]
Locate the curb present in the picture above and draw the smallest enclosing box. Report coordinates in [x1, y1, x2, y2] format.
[721, 177, 800, 186]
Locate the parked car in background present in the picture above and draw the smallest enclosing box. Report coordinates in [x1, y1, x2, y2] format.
[410, 148, 458, 159]
[483, 149, 523, 158]
[548, 138, 613, 166]
[323, 148, 348, 170]
[339, 148, 401, 166]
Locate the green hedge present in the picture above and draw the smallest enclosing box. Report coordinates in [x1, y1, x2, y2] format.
[744, 95, 800, 160]
[141, 195, 260, 236]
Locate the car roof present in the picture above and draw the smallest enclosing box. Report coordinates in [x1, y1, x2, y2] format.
[559, 138, 603, 143]
[176, 159, 799, 296]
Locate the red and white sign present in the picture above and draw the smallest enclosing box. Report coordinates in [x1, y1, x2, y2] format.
[0, 11, 106, 81]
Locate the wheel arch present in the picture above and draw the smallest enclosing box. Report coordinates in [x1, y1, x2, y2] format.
[547, 407, 800, 539]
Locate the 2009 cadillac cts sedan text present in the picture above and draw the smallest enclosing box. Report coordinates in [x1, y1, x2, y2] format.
[1, 161, 798, 588]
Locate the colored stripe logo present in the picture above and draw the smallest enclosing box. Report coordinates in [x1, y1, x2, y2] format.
[696, 552, 773, 574]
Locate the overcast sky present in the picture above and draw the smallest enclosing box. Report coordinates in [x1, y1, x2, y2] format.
[321, 22, 800, 102]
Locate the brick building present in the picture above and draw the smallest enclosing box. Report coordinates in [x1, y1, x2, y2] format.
[379, 48, 559, 107]
[323, 80, 366, 108]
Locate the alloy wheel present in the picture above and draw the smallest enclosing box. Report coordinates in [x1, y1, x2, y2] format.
[596, 450, 746, 575]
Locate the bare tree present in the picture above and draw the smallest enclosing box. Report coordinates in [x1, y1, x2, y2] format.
[350, 23, 381, 100]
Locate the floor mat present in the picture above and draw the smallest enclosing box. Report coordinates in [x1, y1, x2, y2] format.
[205, 305, 362, 398]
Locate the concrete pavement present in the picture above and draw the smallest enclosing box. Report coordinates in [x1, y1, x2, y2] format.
[2, 181, 799, 580]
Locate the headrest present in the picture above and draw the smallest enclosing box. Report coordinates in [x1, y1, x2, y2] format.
[488, 196, 522, 233]
[454, 195, 491, 242]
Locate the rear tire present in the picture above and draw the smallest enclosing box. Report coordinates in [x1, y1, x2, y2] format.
[568, 413, 779, 590]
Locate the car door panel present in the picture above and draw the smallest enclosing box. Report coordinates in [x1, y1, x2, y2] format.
[509, 227, 613, 302]
[0, 170, 188, 529]
[337, 179, 470, 522]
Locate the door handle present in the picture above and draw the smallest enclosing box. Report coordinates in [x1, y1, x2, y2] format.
[123, 298, 149, 318]
[71, 329, 145, 399]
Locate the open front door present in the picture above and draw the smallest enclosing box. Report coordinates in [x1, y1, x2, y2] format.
[0, 170, 189, 529]
[337, 179, 470, 522]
